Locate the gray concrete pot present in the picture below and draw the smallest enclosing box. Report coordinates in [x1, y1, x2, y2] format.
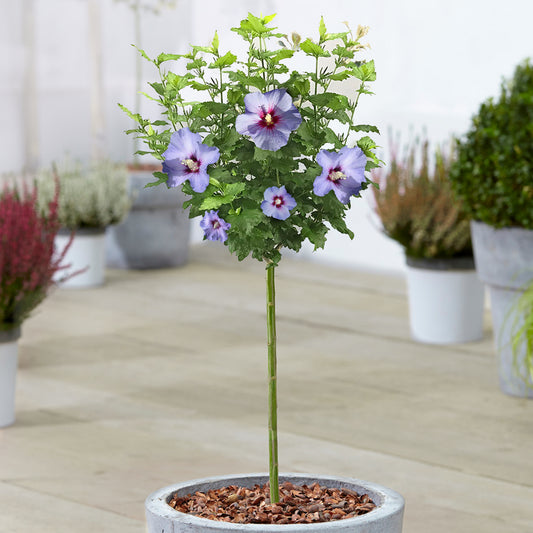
[146, 473, 404, 532]
[106, 171, 190, 269]
[471, 221, 533, 397]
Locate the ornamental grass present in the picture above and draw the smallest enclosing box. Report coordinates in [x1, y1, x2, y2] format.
[0, 182, 68, 332]
[373, 140, 472, 261]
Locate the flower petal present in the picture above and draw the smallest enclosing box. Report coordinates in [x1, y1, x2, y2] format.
[313, 172, 333, 197]
[188, 170, 210, 193]
[333, 176, 362, 204]
[252, 127, 291, 151]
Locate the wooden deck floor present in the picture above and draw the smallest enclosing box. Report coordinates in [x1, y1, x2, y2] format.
[1, 244, 532, 533]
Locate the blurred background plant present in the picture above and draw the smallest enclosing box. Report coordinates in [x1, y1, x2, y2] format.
[373, 139, 472, 261]
[0, 182, 68, 332]
[450, 59, 533, 229]
[37, 158, 131, 230]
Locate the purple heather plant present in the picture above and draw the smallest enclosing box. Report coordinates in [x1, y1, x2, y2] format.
[121, 13, 379, 504]
[261, 185, 297, 220]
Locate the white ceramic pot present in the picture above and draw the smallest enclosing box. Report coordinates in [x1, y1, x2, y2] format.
[0, 327, 21, 428]
[55, 228, 106, 288]
[146, 473, 404, 532]
[406, 256, 485, 345]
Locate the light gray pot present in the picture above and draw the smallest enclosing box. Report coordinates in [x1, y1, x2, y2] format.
[405, 256, 484, 344]
[471, 221, 533, 397]
[106, 171, 190, 269]
[145, 473, 404, 533]
[0, 327, 21, 428]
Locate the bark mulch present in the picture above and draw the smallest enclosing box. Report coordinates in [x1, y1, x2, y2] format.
[168, 481, 376, 525]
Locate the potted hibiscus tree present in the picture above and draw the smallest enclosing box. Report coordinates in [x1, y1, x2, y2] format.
[122, 13, 405, 531]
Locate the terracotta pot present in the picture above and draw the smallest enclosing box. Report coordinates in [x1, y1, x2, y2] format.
[145, 473, 404, 532]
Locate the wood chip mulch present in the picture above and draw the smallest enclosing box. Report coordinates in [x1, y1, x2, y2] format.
[168, 481, 376, 525]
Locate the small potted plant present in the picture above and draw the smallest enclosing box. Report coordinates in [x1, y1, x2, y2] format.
[450, 59, 533, 397]
[373, 139, 485, 344]
[0, 181, 69, 427]
[37, 158, 131, 288]
[123, 13, 404, 532]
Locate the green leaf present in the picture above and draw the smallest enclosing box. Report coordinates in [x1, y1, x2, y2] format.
[227, 208, 264, 233]
[352, 60, 376, 82]
[308, 92, 349, 110]
[209, 51, 237, 69]
[118, 103, 143, 124]
[300, 38, 330, 57]
[211, 31, 219, 53]
[351, 124, 380, 134]
[272, 49, 294, 63]
[318, 16, 327, 41]
[156, 53, 183, 65]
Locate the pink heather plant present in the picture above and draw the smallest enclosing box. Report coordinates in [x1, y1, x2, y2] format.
[0, 182, 70, 332]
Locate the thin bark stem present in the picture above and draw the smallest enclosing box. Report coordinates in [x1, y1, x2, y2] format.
[266, 264, 279, 503]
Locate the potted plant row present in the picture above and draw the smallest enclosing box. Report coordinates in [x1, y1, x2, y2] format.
[122, 12, 404, 532]
[450, 59, 533, 397]
[0, 181, 69, 427]
[37, 158, 131, 288]
[373, 139, 484, 344]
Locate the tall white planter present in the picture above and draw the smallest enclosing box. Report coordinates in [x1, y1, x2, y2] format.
[0, 327, 21, 428]
[406, 257, 485, 345]
[55, 228, 106, 288]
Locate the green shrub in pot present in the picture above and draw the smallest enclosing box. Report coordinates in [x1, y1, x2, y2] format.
[450, 59, 533, 396]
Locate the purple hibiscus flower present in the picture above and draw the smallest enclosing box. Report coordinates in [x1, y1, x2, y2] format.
[235, 89, 302, 151]
[200, 210, 231, 242]
[162, 128, 220, 193]
[261, 185, 297, 221]
[313, 146, 367, 204]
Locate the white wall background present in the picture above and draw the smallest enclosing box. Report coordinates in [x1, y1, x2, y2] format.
[1, 0, 531, 274]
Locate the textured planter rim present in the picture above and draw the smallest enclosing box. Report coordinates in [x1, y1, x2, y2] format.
[406, 255, 475, 271]
[146, 473, 405, 532]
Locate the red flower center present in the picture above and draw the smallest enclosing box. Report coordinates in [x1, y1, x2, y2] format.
[328, 167, 346, 183]
[260, 108, 279, 129]
[272, 196, 284, 208]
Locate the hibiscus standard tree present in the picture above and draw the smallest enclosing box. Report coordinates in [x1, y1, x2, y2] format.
[121, 13, 379, 503]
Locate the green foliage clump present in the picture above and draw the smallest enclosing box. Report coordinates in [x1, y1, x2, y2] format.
[38, 159, 131, 230]
[121, 13, 380, 266]
[374, 140, 472, 260]
[450, 59, 533, 229]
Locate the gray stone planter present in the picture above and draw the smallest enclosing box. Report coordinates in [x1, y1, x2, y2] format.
[146, 473, 404, 532]
[471, 221, 533, 397]
[106, 171, 190, 269]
